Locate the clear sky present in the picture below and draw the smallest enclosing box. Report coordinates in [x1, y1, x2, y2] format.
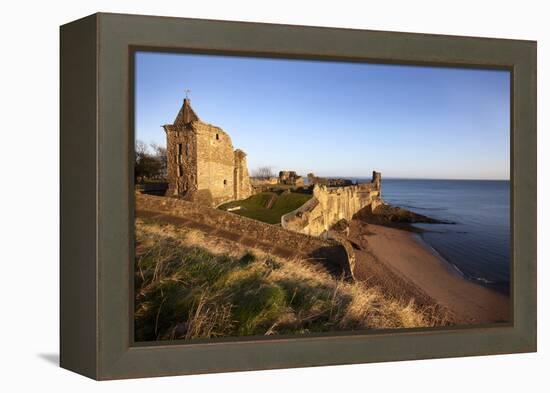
[135, 51, 510, 180]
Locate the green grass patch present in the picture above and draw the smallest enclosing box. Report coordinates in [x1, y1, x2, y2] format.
[219, 191, 312, 224]
[134, 231, 293, 341]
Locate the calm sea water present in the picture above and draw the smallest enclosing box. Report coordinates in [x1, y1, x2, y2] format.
[355, 178, 510, 294]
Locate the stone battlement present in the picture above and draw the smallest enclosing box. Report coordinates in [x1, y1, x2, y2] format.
[282, 171, 383, 237]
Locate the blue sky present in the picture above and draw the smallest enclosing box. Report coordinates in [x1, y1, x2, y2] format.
[135, 51, 510, 180]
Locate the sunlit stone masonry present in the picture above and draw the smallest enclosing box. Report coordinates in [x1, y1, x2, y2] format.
[163, 97, 252, 206]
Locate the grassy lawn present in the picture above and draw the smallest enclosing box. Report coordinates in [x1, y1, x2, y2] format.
[219, 191, 312, 224]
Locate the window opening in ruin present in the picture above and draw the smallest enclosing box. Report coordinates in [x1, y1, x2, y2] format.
[216, 133, 219, 140]
[177, 143, 183, 163]
[223, 179, 227, 186]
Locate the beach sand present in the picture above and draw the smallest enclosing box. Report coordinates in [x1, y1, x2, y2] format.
[348, 220, 510, 325]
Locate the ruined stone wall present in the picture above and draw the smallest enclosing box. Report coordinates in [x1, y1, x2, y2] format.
[250, 177, 279, 186]
[136, 193, 349, 264]
[164, 125, 197, 197]
[194, 122, 236, 205]
[165, 120, 252, 206]
[164, 98, 253, 206]
[282, 172, 383, 237]
[234, 149, 252, 200]
[279, 170, 304, 186]
[307, 173, 353, 187]
[279, 171, 296, 183]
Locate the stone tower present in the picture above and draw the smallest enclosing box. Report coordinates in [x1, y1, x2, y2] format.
[163, 97, 252, 206]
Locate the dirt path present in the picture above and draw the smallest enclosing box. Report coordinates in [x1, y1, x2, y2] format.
[349, 220, 511, 325]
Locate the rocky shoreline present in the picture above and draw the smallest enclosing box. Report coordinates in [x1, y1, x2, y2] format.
[353, 203, 453, 232]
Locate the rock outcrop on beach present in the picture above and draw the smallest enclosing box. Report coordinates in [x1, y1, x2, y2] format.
[354, 203, 451, 228]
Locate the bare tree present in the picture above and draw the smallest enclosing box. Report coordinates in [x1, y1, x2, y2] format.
[135, 139, 149, 156]
[150, 142, 167, 178]
[135, 140, 163, 182]
[253, 166, 275, 179]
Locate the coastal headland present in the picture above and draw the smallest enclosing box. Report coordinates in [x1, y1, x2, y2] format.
[134, 96, 509, 338]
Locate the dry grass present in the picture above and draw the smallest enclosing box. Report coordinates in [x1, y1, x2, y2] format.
[134, 218, 446, 341]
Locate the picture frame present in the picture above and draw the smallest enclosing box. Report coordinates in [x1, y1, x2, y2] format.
[60, 12, 537, 380]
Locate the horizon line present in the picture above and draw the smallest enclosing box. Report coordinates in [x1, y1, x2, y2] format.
[309, 175, 511, 181]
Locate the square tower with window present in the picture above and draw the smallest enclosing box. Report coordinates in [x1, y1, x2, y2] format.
[163, 97, 252, 206]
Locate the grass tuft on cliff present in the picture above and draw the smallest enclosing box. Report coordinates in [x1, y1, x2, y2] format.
[218, 191, 311, 224]
[134, 218, 446, 341]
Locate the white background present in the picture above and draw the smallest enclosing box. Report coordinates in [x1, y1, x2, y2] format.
[0, 0, 547, 391]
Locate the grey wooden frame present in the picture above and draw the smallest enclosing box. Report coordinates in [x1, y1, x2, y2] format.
[60, 12, 537, 380]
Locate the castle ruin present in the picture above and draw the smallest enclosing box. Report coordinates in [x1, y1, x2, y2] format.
[282, 172, 383, 237]
[307, 173, 354, 187]
[279, 170, 305, 186]
[163, 97, 252, 206]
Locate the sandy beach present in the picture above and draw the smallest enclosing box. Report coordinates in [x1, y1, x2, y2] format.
[348, 219, 511, 325]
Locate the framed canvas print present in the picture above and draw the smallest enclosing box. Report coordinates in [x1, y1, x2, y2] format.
[60, 13, 537, 380]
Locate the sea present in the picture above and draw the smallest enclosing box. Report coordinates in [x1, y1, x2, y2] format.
[354, 178, 511, 295]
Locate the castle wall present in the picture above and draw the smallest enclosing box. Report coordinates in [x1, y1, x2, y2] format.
[164, 98, 253, 206]
[250, 177, 279, 186]
[136, 193, 354, 278]
[234, 150, 252, 200]
[279, 170, 304, 186]
[164, 125, 197, 197]
[282, 172, 383, 237]
[195, 123, 236, 206]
